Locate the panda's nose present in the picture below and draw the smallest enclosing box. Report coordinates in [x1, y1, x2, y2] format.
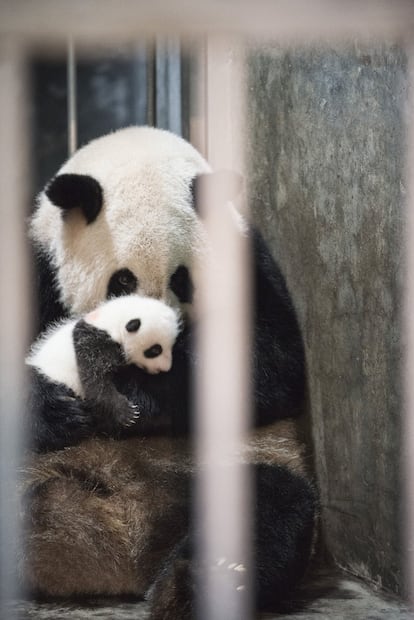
[142, 351, 173, 374]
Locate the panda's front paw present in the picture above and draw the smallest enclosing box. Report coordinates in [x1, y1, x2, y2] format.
[125, 402, 141, 427]
[117, 399, 141, 428]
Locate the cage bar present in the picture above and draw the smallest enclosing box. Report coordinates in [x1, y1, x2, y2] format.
[195, 35, 251, 620]
[0, 1, 413, 42]
[67, 37, 77, 155]
[0, 38, 30, 617]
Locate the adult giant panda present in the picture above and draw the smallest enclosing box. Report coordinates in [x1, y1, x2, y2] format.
[21, 126, 317, 617]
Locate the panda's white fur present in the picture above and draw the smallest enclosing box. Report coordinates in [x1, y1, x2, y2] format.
[27, 294, 181, 398]
[30, 127, 211, 315]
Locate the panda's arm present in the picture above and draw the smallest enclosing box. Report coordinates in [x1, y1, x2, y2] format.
[26, 367, 96, 453]
[72, 319, 140, 433]
[251, 228, 306, 423]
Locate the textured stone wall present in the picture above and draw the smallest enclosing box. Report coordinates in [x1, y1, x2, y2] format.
[247, 42, 406, 594]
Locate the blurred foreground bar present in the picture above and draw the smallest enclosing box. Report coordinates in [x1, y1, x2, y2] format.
[195, 36, 252, 620]
[0, 39, 30, 617]
[1, 0, 414, 43]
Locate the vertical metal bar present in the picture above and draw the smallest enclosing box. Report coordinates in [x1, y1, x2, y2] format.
[189, 37, 207, 158]
[67, 36, 77, 155]
[166, 37, 182, 136]
[146, 40, 156, 127]
[0, 39, 29, 617]
[195, 35, 252, 620]
[404, 42, 414, 608]
[131, 43, 150, 126]
[155, 36, 182, 135]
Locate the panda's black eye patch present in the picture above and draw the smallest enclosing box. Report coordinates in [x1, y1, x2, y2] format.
[144, 344, 163, 359]
[107, 269, 138, 298]
[169, 265, 193, 304]
[125, 319, 141, 333]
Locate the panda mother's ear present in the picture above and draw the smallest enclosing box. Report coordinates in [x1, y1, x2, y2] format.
[190, 170, 243, 214]
[45, 173, 103, 225]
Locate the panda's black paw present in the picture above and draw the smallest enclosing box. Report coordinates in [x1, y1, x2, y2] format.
[116, 398, 141, 428]
[88, 391, 140, 435]
[27, 369, 95, 452]
[124, 402, 141, 427]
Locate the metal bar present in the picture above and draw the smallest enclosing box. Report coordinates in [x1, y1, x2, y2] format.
[146, 41, 156, 127]
[155, 36, 182, 135]
[188, 37, 207, 158]
[0, 39, 30, 618]
[1, 0, 414, 42]
[131, 42, 150, 126]
[67, 37, 77, 155]
[195, 35, 252, 620]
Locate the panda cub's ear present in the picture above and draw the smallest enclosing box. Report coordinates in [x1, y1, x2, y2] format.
[45, 173, 103, 225]
[190, 170, 243, 214]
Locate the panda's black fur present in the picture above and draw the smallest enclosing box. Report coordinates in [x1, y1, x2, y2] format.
[21, 127, 317, 617]
[28, 369, 93, 453]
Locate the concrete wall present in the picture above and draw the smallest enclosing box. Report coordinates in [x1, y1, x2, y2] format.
[247, 42, 406, 594]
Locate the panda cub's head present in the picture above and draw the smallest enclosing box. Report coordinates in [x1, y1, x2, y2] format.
[30, 126, 212, 319]
[85, 295, 181, 374]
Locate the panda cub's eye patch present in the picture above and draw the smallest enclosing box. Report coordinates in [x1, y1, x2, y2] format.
[144, 344, 163, 359]
[125, 319, 141, 333]
[107, 269, 138, 298]
[169, 265, 194, 303]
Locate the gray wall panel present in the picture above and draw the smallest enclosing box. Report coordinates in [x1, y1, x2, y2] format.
[247, 42, 406, 594]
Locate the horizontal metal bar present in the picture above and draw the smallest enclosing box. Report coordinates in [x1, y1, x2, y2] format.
[1, 0, 414, 44]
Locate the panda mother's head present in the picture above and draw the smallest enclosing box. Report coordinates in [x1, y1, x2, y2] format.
[30, 127, 212, 318]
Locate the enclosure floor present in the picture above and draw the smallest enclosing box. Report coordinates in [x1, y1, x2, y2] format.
[11, 570, 413, 620]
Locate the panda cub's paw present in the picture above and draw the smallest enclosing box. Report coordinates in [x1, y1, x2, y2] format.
[86, 391, 140, 435]
[121, 401, 141, 427]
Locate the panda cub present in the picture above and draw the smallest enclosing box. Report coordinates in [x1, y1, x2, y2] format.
[26, 295, 181, 451]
